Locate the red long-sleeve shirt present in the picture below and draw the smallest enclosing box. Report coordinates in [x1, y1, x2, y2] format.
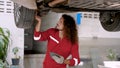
[34, 28, 80, 68]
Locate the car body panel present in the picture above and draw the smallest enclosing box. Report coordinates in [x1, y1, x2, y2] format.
[11, 0, 38, 9]
[67, 0, 120, 10]
[11, 0, 120, 10]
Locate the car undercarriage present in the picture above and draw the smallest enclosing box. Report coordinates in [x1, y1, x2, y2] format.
[11, 0, 120, 31]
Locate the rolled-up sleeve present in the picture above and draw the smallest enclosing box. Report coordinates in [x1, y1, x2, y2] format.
[34, 30, 41, 40]
[69, 43, 80, 66]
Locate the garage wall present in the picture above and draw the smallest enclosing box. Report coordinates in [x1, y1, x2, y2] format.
[0, 6, 24, 68]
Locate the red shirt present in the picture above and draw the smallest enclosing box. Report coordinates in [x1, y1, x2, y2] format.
[34, 28, 80, 68]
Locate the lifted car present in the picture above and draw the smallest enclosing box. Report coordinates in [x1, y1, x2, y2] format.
[11, 0, 120, 31]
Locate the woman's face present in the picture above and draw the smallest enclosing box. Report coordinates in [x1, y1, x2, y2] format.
[56, 17, 64, 31]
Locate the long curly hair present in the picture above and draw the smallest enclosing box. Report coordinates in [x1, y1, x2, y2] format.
[62, 14, 78, 44]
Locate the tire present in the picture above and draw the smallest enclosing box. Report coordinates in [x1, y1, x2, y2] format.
[99, 11, 120, 31]
[14, 3, 35, 29]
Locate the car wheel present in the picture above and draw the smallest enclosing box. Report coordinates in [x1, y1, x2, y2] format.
[14, 3, 35, 29]
[100, 11, 120, 31]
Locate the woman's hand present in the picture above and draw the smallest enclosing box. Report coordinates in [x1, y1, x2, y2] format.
[63, 59, 70, 65]
[35, 15, 41, 23]
[35, 14, 41, 32]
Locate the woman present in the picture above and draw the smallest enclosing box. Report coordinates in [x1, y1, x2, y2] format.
[34, 14, 80, 68]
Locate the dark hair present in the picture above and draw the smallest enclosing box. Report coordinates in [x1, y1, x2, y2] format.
[62, 14, 78, 44]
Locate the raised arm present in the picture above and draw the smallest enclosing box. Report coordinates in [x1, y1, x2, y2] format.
[35, 15, 41, 32]
[34, 15, 54, 41]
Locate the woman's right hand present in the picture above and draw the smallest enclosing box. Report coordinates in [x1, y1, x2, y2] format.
[35, 15, 41, 23]
[35, 15, 41, 32]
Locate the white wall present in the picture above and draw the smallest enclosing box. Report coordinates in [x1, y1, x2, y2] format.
[76, 12, 120, 38]
[0, 5, 24, 68]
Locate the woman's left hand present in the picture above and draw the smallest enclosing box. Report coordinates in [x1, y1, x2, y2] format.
[63, 59, 70, 65]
